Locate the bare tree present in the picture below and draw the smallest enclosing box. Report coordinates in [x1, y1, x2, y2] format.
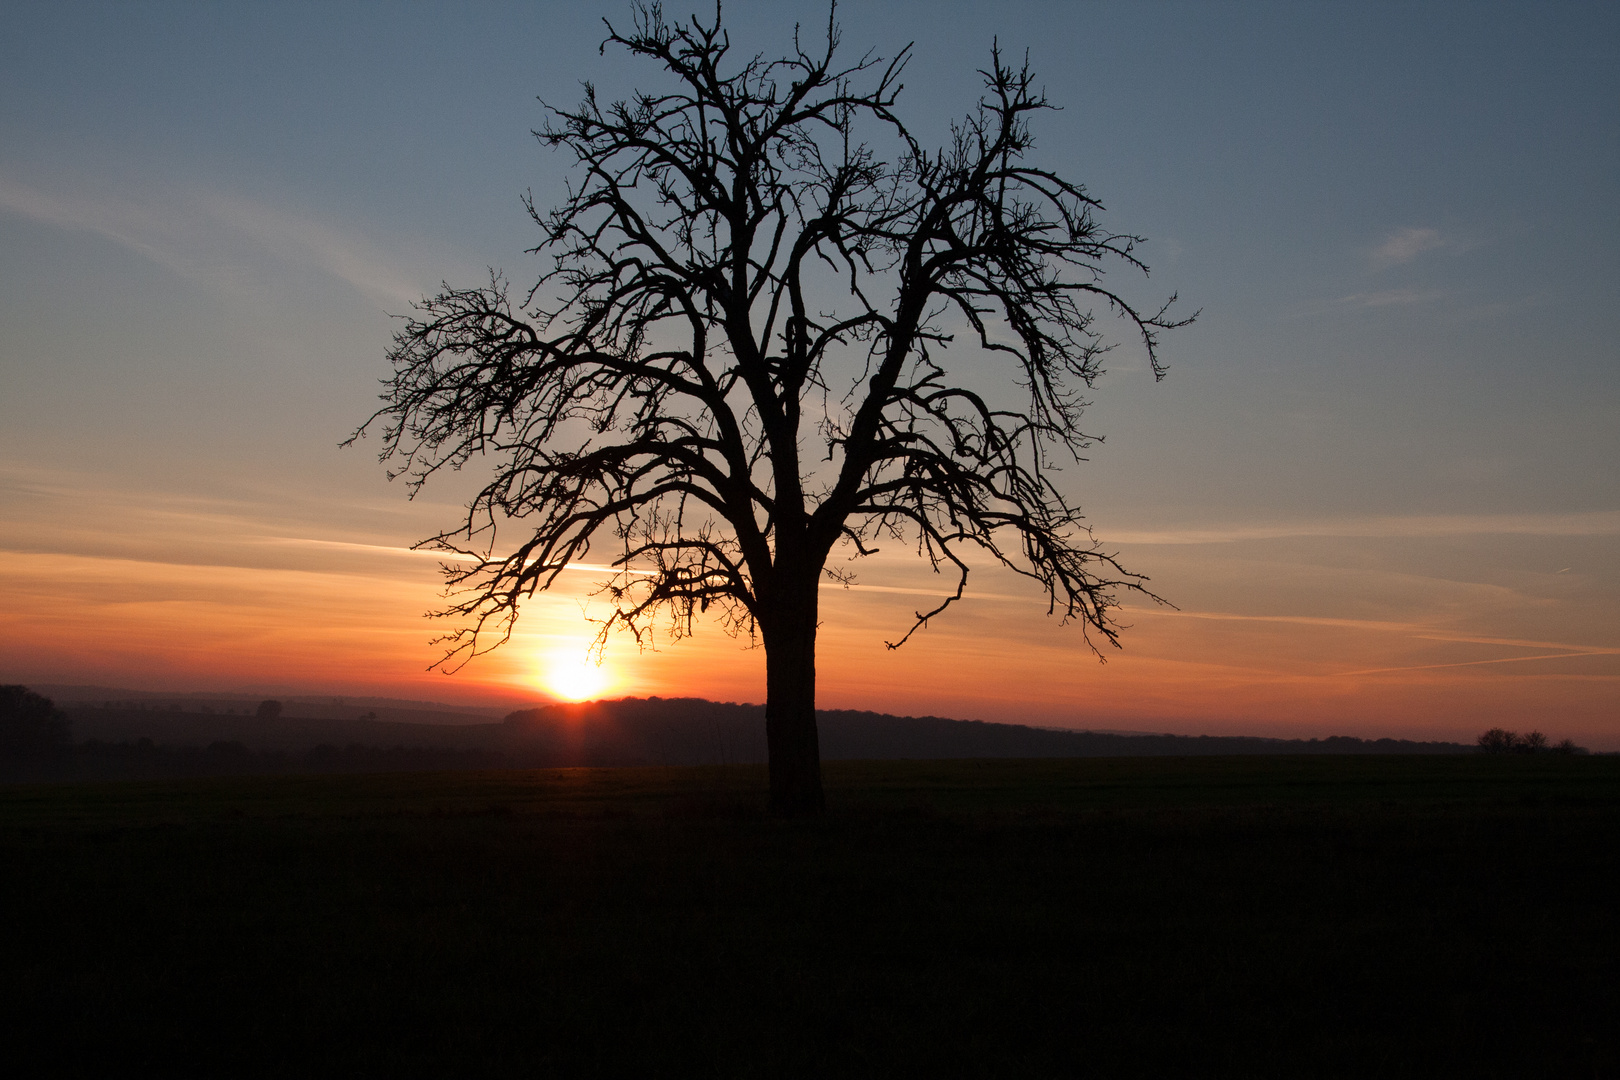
[352, 4, 1190, 814]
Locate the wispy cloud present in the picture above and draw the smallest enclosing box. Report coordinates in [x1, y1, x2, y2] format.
[1411, 632, 1620, 653]
[201, 195, 426, 307]
[268, 537, 1043, 599]
[1339, 652, 1619, 677]
[260, 536, 480, 562]
[822, 581, 1030, 602]
[1284, 287, 1455, 320]
[1109, 510, 1620, 545]
[0, 173, 210, 283]
[1139, 609, 1618, 654]
[263, 538, 678, 580]
[1333, 288, 1452, 308]
[1371, 225, 1446, 268]
[1129, 608, 1619, 682]
[0, 171, 428, 307]
[1131, 609, 1430, 633]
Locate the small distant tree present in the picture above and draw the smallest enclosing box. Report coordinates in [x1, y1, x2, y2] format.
[354, 5, 1190, 813]
[0, 685, 73, 757]
[1477, 728, 1516, 754]
[1517, 730, 1549, 754]
[255, 700, 284, 721]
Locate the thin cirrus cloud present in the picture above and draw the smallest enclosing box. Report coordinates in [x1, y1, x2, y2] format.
[199, 194, 427, 308]
[1332, 288, 1453, 309]
[261, 536, 660, 579]
[1108, 510, 1620, 545]
[261, 538, 994, 598]
[1339, 651, 1620, 677]
[1137, 609, 1618, 664]
[1370, 225, 1447, 268]
[0, 172, 196, 281]
[0, 170, 428, 308]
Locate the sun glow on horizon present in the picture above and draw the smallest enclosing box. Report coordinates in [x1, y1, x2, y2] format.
[540, 640, 614, 702]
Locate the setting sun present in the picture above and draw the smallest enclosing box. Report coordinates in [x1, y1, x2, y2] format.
[542, 643, 613, 702]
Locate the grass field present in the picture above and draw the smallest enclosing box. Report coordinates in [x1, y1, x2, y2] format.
[3, 756, 1616, 1077]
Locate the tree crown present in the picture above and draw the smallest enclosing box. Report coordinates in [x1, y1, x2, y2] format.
[353, 3, 1190, 668]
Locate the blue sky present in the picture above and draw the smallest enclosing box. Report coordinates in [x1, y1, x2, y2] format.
[2, 2, 1616, 744]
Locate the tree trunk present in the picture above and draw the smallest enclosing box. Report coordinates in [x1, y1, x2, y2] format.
[763, 579, 825, 816]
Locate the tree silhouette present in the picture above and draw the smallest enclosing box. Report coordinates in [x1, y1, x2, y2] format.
[1477, 727, 1578, 755]
[353, 5, 1190, 814]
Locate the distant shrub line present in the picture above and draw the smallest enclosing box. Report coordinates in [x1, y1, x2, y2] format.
[1477, 728, 1587, 756]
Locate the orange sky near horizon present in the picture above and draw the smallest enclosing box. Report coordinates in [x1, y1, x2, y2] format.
[4, 465, 1615, 749]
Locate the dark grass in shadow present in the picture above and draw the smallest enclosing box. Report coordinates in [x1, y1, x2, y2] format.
[1, 756, 1616, 1077]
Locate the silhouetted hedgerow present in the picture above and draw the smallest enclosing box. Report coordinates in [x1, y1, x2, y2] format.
[1478, 728, 1586, 755]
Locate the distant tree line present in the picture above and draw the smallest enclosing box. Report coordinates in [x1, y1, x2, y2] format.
[1477, 728, 1586, 755]
[0, 686, 71, 756]
[0, 686, 509, 781]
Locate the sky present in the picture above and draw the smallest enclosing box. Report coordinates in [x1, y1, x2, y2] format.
[1, 1, 1616, 746]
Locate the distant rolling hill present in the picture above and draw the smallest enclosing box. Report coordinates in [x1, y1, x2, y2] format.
[41, 696, 1471, 776]
[33, 684, 516, 725]
[499, 698, 1473, 764]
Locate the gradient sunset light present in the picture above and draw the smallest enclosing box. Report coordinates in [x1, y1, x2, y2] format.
[1, 1, 1615, 748]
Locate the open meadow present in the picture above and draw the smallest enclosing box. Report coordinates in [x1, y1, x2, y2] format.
[3, 755, 1617, 1077]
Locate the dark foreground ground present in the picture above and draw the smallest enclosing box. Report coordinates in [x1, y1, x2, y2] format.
[2, 756, 1616, 1078]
